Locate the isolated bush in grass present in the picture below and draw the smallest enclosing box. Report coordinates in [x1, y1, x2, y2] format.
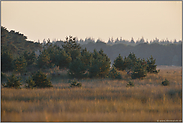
[108, 66, 122, 79]
[2, 74, 22, 89]
[162, 79, 169, 86]
[32, 71, 53, 88]
[126, 81, 134, 87]
[69, 79, 82, 87]
[25, 77, 36, 89]
[131, 63, 147, 79]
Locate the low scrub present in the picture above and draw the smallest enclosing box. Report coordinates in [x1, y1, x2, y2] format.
[69, 79, 82, 87]
[2, 74, 22, 89]
[126, 81, 134, 87]
[32, 71, 53, 88]
[25, 77, 36, 89]
[108, 66, 122, 79]
[162, 79, 169, 86]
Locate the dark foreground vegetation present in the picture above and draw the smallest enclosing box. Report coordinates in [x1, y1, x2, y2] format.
[2, 31, 160, 88]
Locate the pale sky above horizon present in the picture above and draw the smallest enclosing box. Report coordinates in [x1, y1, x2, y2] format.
[1, 1, 182, 42]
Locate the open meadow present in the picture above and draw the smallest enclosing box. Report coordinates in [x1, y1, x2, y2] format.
[1, 66, 182, 122]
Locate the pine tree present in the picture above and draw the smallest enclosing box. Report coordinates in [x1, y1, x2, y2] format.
[146, 55, 157, 73]
[1, 51, 13, 72]
[57, 50, 72, 69]
[62, 36, 81, 61]
[89, 49, 111, 78]
[23, 51, 36, 66]
[13, 56, 27, 75]
[3, 74, 22, 89]
[32, 71, 53, 88]
[68, 57, 87, 78]
[62, 36, 81, 52]
[108, 66, 122, 79]
[37, 50, 51, 68]
[113, 54, 125, 71]
[131, 62, 147, 79]
[80, 48, 92, 70]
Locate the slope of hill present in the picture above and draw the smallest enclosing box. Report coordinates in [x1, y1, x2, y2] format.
[1, 26, 42, 57]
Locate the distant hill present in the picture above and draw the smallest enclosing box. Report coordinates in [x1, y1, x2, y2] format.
[1, 26, 42, 57]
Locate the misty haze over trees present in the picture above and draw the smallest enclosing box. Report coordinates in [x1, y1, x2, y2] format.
[1, 26, 182, 67]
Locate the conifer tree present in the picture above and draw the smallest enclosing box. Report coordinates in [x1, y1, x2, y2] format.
[89, 49, 111, 78]
[131, 62, 147, 79]
[37, 50, 51, 68]
[57, 50, 72, 69]
[32, 71, 53, 88]
[108, 66, 122, 79]
[80, 48, 92, 69]
[23, 51, 36, 66]
[13, 56, 27, 75]
[2, 74, 22, 89]
[62, 36, 81, 61]
[113, 54, 125, 71]
[1, 51, 13, 72]
[68, 57, 87, 78]
[146, 55, 157, 73]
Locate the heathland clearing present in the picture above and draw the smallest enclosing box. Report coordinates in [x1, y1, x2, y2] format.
[1, 66, 182, 122]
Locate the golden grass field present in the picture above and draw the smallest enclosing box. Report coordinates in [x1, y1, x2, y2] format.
[1, 66, 182, 122]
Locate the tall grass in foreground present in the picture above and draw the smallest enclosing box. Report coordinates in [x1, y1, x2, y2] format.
[1, 66, 182, 121]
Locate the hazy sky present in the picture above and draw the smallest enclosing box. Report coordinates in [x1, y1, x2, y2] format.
[1, 1, 182, 42]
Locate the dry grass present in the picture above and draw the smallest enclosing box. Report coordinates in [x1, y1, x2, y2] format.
[1, 66, 182, 122]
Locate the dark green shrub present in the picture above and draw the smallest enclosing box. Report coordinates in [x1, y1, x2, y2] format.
[162, 79, 169, 86]
[108, 66, 122, 79]
[126, 81, 134, 87]
[167, 89, 182, 99]
[25, 77, 36, 89]
[32, 71, 53, 88]
[69, 79, 82, 87]
[2, 74, 22, 89]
